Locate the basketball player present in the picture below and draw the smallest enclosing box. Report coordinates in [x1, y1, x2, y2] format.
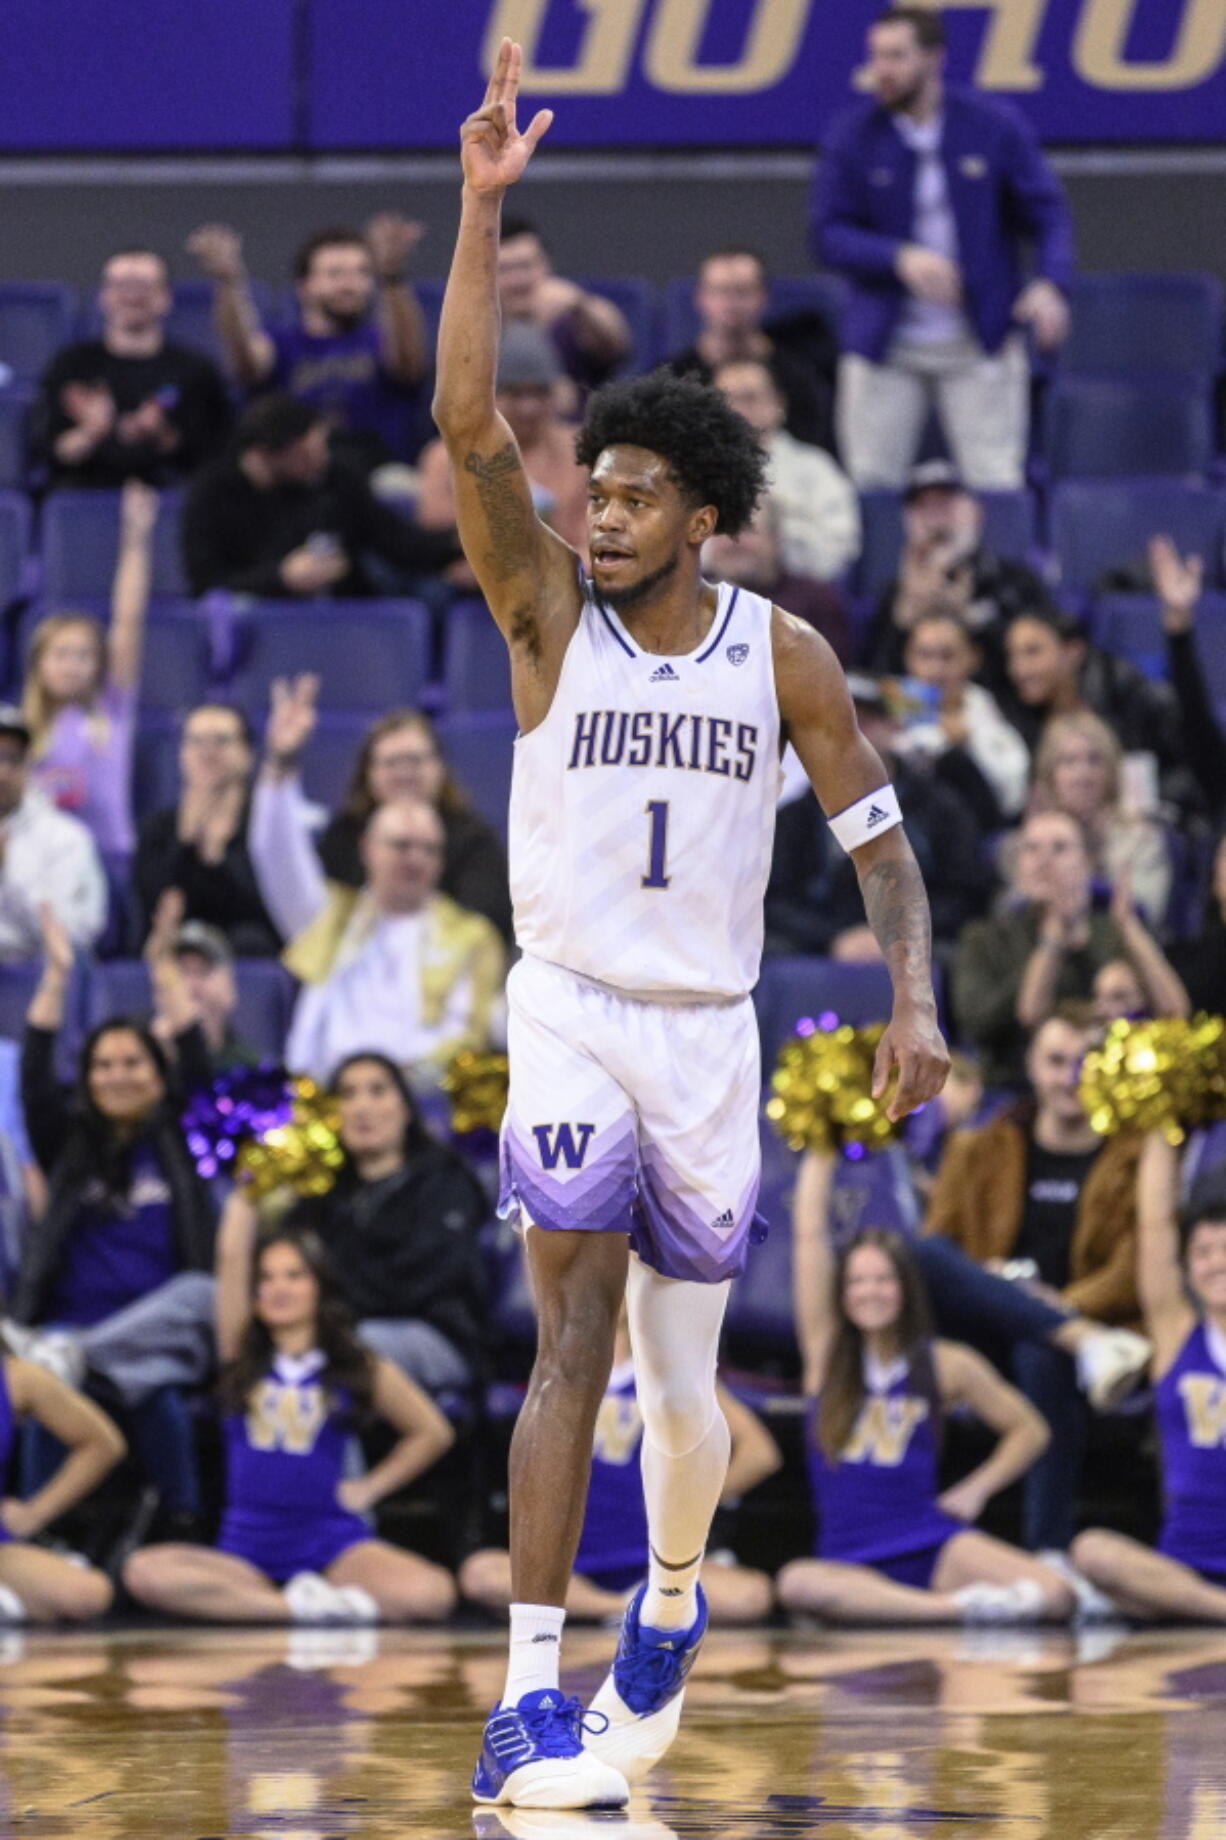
[434, 39, 950, 1812]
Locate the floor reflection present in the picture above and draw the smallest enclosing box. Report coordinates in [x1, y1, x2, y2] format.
[0, 1626, 1221, 1837]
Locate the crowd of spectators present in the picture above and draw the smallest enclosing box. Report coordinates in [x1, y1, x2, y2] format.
[0, 0, 1221, 1628]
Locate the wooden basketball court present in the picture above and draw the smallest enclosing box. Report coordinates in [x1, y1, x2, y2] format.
[2, 1622, 1223, 1836]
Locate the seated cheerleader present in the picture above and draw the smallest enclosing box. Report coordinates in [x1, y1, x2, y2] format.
[1072, 1134, 1226, 1621]
[123, 1188, 457, 1623]
[0, 1346, 123, 1622]
[460, 1308, 780, 1624]
[778, 1155, 1075, 1624]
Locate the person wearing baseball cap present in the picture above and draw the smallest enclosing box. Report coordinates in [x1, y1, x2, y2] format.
[151, 920, 261, 1075]
[0, 706, 105, 962]
[864, 458, 1049, 686]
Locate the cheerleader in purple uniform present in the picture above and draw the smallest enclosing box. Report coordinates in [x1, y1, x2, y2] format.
[1073, 1134, 1226, 1620]
[124, 1190, 457, 1623]
[778, 1153, 1074, 1624]
[0, 1347, 122, 1622]
[460, 1311, 779, 1623]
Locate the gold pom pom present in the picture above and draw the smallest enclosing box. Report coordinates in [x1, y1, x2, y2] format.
[765, 1022, 901, 1154]
[1079, 1015, 1226, 1144]
[235, 1077, 346, 1200]
[443, 1050, 510, 1139]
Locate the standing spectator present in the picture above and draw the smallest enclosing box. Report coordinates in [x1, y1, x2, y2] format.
[133, 702, 281, 956]
[316, 707, 512, 943]
[34, 248, 230, 489]
[1171, 835, 1226, 1017]
[669, 248, 837, 450]
[22, 481, 156, 858]
[182, 395, 459, 600]
[0, 708, 105, 962]
[924, 1007, 1143, 1552]
[863, 460, 1047, 683]
[282, 1052, 490, 1394]
[416, 324, 589, 559]
[952, 810, 1186, 1089]
[16, 899, 216, 1541]
[1030, 712, 1173, 931]
[188, 218, 430, 470]
[251, 679, 505, 1086]
[1150, 536, 1226, 822]
[712, 357, 859, 585]
[893, 610, 1030, 822]
[813, 6, 1072, 489]
[704, 500, 853, 664]
[498, 217, 631, 410]
[764, 675, 990, 958]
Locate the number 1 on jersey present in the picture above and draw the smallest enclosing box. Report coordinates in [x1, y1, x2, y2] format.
[642, 800, 671, 889]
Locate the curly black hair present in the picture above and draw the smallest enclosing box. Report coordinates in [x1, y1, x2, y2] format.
[575, 369, 768, 537]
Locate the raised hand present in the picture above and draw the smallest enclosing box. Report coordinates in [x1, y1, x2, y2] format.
[460, 37, 553, 195]
[266, 673, 320, 768]
[186, 222, 246, 282]
[119, 479, 159, 544]
[366, 212, 426, 280]
[1149, 534, 1203, 635]
[37, 901, 75, 983]
[145, 886, 186, 964]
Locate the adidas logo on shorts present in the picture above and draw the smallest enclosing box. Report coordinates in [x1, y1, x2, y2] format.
[650, 662, 680, 682]
[712, 1208, 735, 1232]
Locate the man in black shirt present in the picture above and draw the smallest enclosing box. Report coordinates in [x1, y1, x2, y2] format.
[34, 247, 231, 489]
[182, 394, 459, 598]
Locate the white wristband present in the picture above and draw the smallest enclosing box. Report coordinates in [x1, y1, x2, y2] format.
[828, 783, 903, 853]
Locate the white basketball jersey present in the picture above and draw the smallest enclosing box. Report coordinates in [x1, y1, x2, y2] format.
[509, 577, 782, 1000]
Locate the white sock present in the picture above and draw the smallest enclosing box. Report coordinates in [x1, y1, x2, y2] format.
[0, 1582, 27, 1623]
[642, 1547, 704, 1632]
[503, 1601, 566, 1705]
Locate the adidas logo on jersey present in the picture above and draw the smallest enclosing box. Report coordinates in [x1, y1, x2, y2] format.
[866, 803, 889, 828]
[649, 661, 680, 682]
[712, 1209, 735, 1232]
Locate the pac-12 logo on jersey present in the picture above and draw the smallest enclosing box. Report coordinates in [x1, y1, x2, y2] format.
[726, 644, 748, 666]
[532, 1123, 596, 1171]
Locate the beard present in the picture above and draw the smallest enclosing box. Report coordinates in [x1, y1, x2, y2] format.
[319, 303, 369, 333]
[597, 551, 680, 615]
[882, 76, 927, 113]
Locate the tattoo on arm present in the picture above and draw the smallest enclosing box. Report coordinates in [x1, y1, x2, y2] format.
[858, 853, 935, 1005]
[463, 443, 537, 585]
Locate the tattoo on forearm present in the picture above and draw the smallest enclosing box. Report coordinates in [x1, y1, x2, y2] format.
[858, 855, 934, 1001]
[464, 442, 536, 585]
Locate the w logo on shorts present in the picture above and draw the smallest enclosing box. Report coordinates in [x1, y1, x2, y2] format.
[531, 1122, 597, 1171]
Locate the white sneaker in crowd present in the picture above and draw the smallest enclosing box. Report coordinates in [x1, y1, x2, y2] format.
[284, 1572, 377, 1624]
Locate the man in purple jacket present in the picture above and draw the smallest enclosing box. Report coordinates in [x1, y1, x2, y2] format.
[812, 6, 1073, 491]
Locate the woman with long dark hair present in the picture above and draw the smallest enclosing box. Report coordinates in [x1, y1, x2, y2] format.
[314, 707, 512, 941]
[778, 1155, 1073, 1624]
[283, 1051, 489, 1394]
[123, 1200, 457, 1622]
[14, 893, 216, 1537]
[1071, 1136, 1226, 1621]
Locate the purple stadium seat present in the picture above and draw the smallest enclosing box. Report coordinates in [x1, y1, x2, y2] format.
[1061, 273, 1224, 380]
[41, 489, 187, 601]
[20, 600, 219, 717]
[228, 600, 432, 717]
[297, 713, 371, 809]
[434, 711, 516, 841]
[443, 597, 512, 713]
[753, 957, 897, 1075]
[854, 488, 1038, 602]
[1050, 480, 1226, 597]
[133, 721, 182, 821]
[0, 283, 76, 384]
[1091, 592, 1226, 693]
[1044, 378, 1213, 480]
[0, 391, 31, 492]
[0, 490, 29, 608]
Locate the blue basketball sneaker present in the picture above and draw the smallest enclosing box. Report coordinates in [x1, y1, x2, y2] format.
[585, 1584, 708, 1780]
[472, 1688, 630, 1810]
